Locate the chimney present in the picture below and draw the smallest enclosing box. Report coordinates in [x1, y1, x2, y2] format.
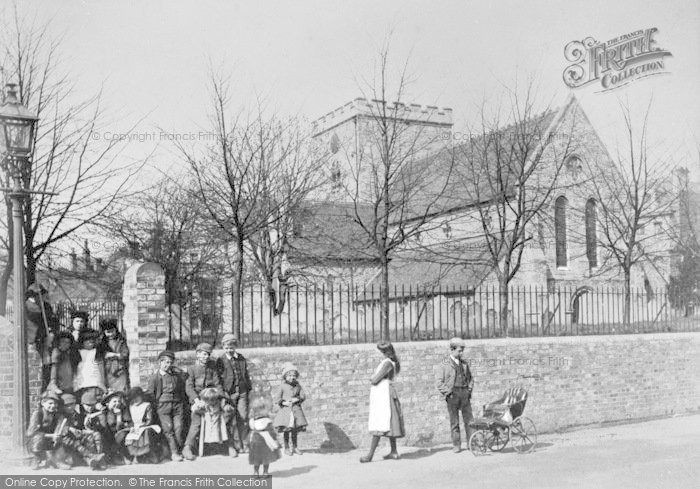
[70, 249, 78, 271]
[83, 239, 93, 272]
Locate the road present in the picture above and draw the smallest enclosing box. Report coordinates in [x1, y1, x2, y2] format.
[2, 414, 699, 489]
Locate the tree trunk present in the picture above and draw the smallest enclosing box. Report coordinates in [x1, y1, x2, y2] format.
[25, 250, 36, 288]
[623, 267, 631, 326]
[499, 276, 510, 337]
[380, 253, 390, 341]
[230, 239, 244, 340]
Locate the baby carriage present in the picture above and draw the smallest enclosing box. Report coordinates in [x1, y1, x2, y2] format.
[468, 387, 537, 455]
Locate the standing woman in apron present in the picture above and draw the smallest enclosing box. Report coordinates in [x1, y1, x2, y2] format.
[361, 341, 405, 462]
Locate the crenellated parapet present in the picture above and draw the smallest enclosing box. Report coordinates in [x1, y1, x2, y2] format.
[312, 97, 453, 136]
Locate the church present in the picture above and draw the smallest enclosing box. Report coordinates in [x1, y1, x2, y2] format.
[279, 94, 683, 331]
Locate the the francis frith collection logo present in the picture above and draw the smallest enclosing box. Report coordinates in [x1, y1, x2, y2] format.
[563, 28, 672, 92]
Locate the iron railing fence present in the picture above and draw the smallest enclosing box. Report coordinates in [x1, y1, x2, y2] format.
[7, 299, 124, 333]
[214, 283, 700, 348]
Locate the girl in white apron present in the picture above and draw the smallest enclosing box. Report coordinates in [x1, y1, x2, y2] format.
[361, 341, 405, 462]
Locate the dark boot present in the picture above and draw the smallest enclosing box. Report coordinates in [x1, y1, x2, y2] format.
[360, 436, 380, 463]
[383, 437, 399, 460]
[30, 454, 45, 470]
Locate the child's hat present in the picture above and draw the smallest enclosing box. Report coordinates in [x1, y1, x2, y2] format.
[103, 390, 124, 405]
[200, 387, 223, 402]
[41, 391, 61, 402]
[60, 393, 77, 406]
[158, 350, 175, 360]
[221, 333, 238, 346]
[78, 328, 100, 343]
[99, 318, 118, 331]
[196, 342, 213, 353]
[80, 389, 98, 405]
[281, 362, 299, 378]
[71, 310, 89, 320]
[127, 387, 145, 403]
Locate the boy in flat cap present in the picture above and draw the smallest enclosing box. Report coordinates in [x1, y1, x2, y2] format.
[59, 392, 106, 469]
[216, 334, 253, 453]
[27, 391, 69, 470]
[183, 342, 226, 460]
[436, 337, 474, 453]
[147, 350, 187, 461]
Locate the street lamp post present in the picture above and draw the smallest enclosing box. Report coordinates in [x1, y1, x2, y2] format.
[0, 83, 39, 456]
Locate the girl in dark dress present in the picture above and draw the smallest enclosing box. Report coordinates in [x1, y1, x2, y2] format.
[100, 319, 130, 393]
[103, 391, 131, 465]
[360, 341, 405, 463]
[248, 396, 280, 477]
[47, 332, 80, 394]
[124, 387, 160, 463]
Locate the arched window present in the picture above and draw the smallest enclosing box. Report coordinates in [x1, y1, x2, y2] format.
[566, 156, 583, 180]
[585, 199, 597, 268]
[555, 196, 568, 267]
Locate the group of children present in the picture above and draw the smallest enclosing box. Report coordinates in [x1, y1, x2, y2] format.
[28, 332, 309, 478]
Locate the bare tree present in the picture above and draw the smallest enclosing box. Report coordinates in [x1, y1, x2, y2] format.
[452, 87, 576, 336]
[586, 103, 677, 323]
[103, 176, 227, 336]
[331, 48, 455, 340]
[0, 10, 142, 313]
[246, 130, 325, 315]
[180, 73, 325, 338]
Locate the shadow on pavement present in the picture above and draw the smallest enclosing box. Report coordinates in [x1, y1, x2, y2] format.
[271, 465, 317, 478]
[397, 446, 454, 460]
[304, 422, 357, 453]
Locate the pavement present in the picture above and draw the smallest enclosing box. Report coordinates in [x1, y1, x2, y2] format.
[2, 414, 699, 489]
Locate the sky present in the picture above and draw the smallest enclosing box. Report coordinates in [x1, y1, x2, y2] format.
[1, 0, 699, 256]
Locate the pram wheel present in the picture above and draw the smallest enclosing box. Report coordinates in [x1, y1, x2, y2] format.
[510, 416, 537, 453]
[468, 431, 488, 456]
[487, 428, 508, 451]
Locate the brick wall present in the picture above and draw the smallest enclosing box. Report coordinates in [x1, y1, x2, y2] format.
[132, 332, 700, 449]
[0, 317, 44, 446]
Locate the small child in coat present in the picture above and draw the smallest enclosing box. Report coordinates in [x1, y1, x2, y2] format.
[273, 363, 307, 455]
[248, 396, 280, 477]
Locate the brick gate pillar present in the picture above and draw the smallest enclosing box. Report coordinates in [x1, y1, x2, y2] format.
[123, 262, 168, 388]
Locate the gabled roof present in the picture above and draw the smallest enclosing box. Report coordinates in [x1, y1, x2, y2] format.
[286, 201, 377, 264]
[392, 104, 563, 223]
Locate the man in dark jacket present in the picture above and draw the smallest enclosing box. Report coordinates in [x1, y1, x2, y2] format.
[147, 350, 187, 461]
[436, 337, 474, 453]
[216, 334, 252, 452]
[25, 283, 62, 391]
